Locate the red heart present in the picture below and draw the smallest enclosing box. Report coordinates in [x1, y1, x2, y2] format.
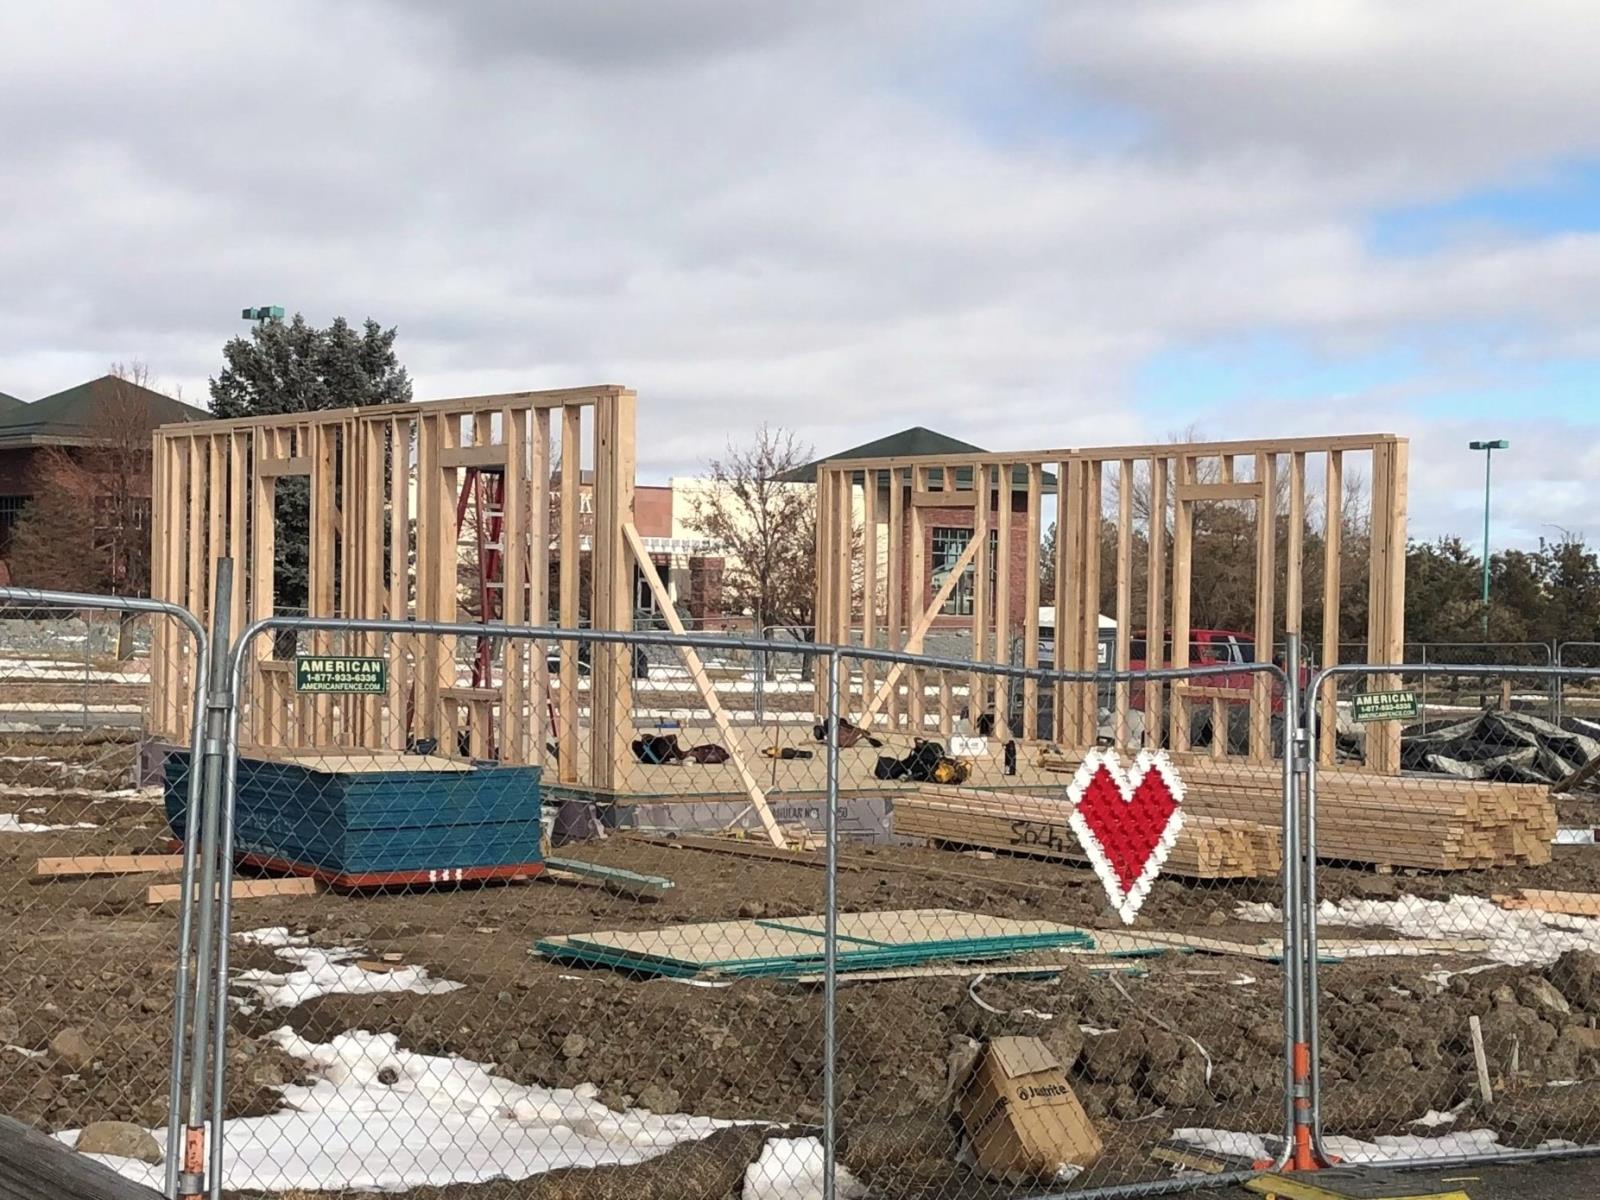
[1067, 750, 1185, 924]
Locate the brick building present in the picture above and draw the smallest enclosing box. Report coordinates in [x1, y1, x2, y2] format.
[783, 427, 1054, 632]
[0, 375, 208, 578]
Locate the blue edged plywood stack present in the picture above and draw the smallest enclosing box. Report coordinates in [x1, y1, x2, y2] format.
[164, 752, 544, 888]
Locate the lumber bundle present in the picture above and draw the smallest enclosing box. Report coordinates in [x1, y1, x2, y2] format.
[894, 788, 1281, 880]
[1035, 755, 1554, 870]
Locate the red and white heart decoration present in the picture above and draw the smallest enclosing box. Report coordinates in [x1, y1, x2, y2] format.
[1066, 748, 1186, 925]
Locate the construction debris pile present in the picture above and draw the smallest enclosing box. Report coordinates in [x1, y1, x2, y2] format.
[1402, 710, 1600, 789]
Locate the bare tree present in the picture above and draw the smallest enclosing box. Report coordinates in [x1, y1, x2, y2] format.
[10, 363, 163, 597]
[684, 426, 817, 642]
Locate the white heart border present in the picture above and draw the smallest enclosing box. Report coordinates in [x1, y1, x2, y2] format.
[1066, 748, 1186, 925]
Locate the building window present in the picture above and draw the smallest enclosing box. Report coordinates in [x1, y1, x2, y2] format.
[0, 495, 31, 557]
[932, 526, 999, 616]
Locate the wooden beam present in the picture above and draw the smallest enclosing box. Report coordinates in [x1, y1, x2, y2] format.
[1175, 481, 1263, 503]
[1021, 463, 1042, 740]
[502, 406, 528, 763]
[0, 1114, 166, 1200]
[558, 405, 581, 780]
[855, 526, 984, 727]
[35, 855, 184, 877]
[994, 463, 1014, 736]
[1319, 450, 1343, 766]
[861, 467, 878, 709]
[438, 443, 508, 470]
[622, 523, 788, 849]
[885, 466, 905, 730]
[256, 454, 311, 478]
[147, 877, 322, 905]
[530, 408, 552, 765]
[1171, 454, 1196, 754]
[1114, 459, 1133, 747]
[909, 489, 976, 508]
[1286, 451, 1305, 637]
[1251, 452, 1277, 761]
[907, 465, 927, 733]
[1145, 456, 1168, 751]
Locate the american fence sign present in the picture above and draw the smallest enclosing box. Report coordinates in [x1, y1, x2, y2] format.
[294, 655, 387, 694]
[1351, 688, 1420, 723]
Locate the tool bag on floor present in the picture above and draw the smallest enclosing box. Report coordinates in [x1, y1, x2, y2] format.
[874, 739, 958, 782]
[632, 734, 686, 764]
[814, 717, 885, 749]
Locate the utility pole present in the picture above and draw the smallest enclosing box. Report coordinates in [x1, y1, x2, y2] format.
[1468, 439, 1509, 639]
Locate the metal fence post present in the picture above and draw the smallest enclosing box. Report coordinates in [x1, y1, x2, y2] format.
[822, 647, 841, 1200]
[176, 560, 232, 1200]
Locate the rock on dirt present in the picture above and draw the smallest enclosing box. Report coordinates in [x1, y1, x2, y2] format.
[75, 1120, 162, 1163]
[50, 1027, 95, 1071]
[1549, 949, 1600, 1012]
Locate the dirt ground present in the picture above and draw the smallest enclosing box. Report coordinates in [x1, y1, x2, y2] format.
[7, 731, 1600, 1199]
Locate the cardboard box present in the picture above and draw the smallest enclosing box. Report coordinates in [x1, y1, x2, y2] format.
[956, 1036, 1103, 1182]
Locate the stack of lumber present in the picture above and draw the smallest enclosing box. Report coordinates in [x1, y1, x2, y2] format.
[1180, 762, 1553, 870]
[1035, 754, 1554, 870]
[894, 787, 1281, 880]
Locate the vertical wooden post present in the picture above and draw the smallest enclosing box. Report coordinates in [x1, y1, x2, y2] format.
[886, 467, 905, 731]
[530, 408, 552, 767]
[1171, 454, 1196, 754]
[386, 418, 410, 751]
[1054, 460, 1075, 743]
[1251, 452, 1278, 761]
[1319, 450, 1344, 766]
[309, 424, 337, 744]
[502, 407, 528, 764]
[861, 467, 878, 709]
[970, 464, 991, 725]
[1367, 440, 1408, 773]
[1114, 459, 1133, 748]
[249, 429, 278, 746]
[558, 405, 581, 781]
[1022, 463, 1042, 740]
[1145, 456, 1168, 751]
[994, 463, 1014, 736]
[149, 434, 171, 735]
[908, 465, 927, 734]
[1078, 460, 1103, 747]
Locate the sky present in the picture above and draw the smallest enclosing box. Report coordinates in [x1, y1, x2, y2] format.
[2, 1, 1599, 547]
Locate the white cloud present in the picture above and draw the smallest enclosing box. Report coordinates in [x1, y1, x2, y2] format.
[0, 0, 1596, 543]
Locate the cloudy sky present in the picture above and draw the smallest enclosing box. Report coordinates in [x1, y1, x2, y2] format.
[3, 1, 1598, 546]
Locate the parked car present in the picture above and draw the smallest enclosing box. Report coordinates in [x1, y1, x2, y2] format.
[544, 640, 649, 680]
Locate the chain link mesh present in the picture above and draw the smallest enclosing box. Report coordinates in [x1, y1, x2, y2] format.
[1307, 663, 1600, 1169]
[0, 601, 201, 1177]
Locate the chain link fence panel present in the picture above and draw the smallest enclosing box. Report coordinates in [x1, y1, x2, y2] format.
[0, 590, 208, 1197]
[1304, 660, 1600, 1172]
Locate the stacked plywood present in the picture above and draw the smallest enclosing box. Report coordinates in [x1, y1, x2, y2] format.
[1035, 755, 1554, 870]
[893, 788, 1281, 880]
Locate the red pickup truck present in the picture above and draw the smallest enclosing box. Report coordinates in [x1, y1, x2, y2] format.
[1128, 628, 1308, 714]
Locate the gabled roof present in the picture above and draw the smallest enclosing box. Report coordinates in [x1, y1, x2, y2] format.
[0, 391, 24, 412]
[779, 425, 1057, 488]
[0, 375, 209, 447]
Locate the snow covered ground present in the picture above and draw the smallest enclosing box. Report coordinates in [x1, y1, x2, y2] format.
[233, 927, 465, 1011]
[1176, 1126, 1578, 1165]
[65, 1028, 860, 1198]
[0, 811, 96, 833]
[1238, 893, 1600, 966]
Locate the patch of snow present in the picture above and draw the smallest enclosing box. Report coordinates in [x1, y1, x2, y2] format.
[233, 928, 463, 1010]
[1238, 894, 1600, 967]
[1176, 1126, 1576, 1165]
[69, 1027, 745, 1193]
[0, 812, 97, 833]
[3, 1044, 46, 1060]
[1408, 1109, 1457, 1128]
[743, 1137, 866, 1200]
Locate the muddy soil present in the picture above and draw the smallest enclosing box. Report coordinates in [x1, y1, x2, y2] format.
[7, 734, 1600, 1198]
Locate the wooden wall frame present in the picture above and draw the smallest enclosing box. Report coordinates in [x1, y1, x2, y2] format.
[815, 434, 1408, 773]
[150, 386, 638, 790]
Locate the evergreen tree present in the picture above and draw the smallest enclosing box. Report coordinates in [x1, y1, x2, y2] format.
[208, 315, 411, 608]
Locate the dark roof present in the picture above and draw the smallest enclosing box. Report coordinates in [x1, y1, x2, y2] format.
[0, 375, 208, 447]
[0, 391, 23, 411]
[779, 425, 1057, 488]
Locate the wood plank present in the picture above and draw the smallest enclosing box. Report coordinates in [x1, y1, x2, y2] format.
[543, 856, 675, 896]
[35, 855, 184, 877]
[147, 877, 322, 905]
[1022, 463, 1042, 740]
[438, 443, 507, 470]
[1145, 456, 1168, 748]
[970, 464, 991, 724]
[1319, 450, 1344, 765]
[502, 406, 528, 763]
[385, 417, 410, 751]
[861, 466, 878, 708]
[1078, 461, 1103, 746]
[623, 522, 788, 849]
[908, 465, 927, 733]
[994, 463, 1013, 736]
[256, 454, 312, 478]
[636, 832, 852, 870]
[1171, 454, 1196, 753]
[1053, 459, 1071, 742]
[1286, 451, 1305, 636]
[530, 408, 552, 765]
[1251, 452, 1277, 761]
[1175, 481, 1264, 503]
[886, 465, 905, 731]
[0, 1114, 165, 1200]
[558, 405, 581, 780]
[1114, 459, 1133, 747]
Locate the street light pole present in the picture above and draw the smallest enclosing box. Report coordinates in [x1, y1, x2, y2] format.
[1468, 438, 1509, 639]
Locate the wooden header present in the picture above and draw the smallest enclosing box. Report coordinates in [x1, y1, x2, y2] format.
[153, 385, 632, 438]
[816, 433, 1403, 475]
